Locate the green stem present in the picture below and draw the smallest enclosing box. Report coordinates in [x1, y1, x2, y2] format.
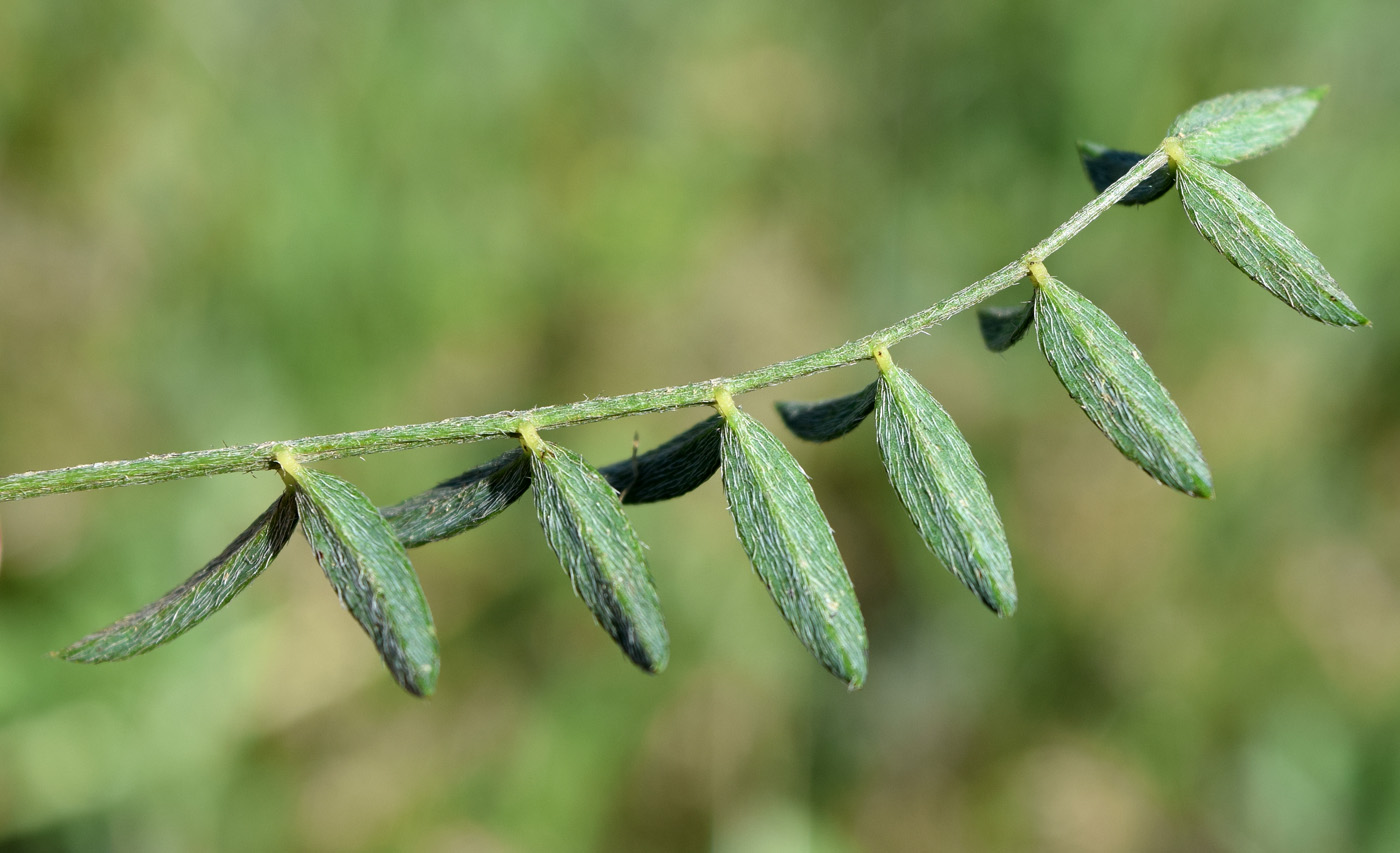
[0, 148, 1168, 502]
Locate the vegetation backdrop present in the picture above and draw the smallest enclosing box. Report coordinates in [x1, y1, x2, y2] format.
[1, 1, 1398, 851]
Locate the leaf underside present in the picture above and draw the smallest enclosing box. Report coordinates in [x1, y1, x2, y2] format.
[381, 449, 531, 547]
[719, 407, 868, 687]
[293, 466, 440, 697]
[1034, 277, 1213, 498]
[1176, 157, 1365, 327]
[875, 365, 1016, 614]
[599, 415, 723, 504]
[977, 303, 1035, 352]
[775, 381, 877, 442]
[1077, 141, 1176, 205]
[530, 442, 669, 672]
[1168, 86, 1326, 167]
[61, 491, 299, 663]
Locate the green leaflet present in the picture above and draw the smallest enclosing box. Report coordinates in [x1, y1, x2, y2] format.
[288, 463, 440, 697]
[528, 437, 669, 672]
[718, 403, 868, 687]
[60, 491, 299, 663]
[1168, 86, 1326, 166]
[775, 382, 877, 442]
[1176, 157, 1366, 327]
[599, 416, 722, 504]
[1034, 277, 1213, 498]
[1076, 141, 1175, 205]
[381, 449, 531, 547]
[977, 303, 1035, 353]
[874, 361, 1016, 615]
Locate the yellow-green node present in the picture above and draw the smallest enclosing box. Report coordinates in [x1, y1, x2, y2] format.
[713, 388, 738, 419]
[274, 449, 303, 485]
[1162, 137, 1186, 167]
[517, 424, 548, 456]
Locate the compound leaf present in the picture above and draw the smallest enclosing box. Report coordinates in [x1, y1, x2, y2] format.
[60, 490, 299, 662]
[719, 405, 867, 687]
[1034, 277, 1213, 498]
[1168, 86, 1326, 166]
[381, 449, 531, 547]
[775, 382, 877, 442]
[529, 439, 669, 672]
[290, 464, 439, 697]
[1177, 157, 1366, 327]
[977, 303, 1035, 353]
[874, 362, 1016, 614]
[598, 416, 722, 504]
[1077, 141, 1175, 205]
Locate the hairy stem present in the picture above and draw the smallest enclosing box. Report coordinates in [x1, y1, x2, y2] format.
[0, 148, 1168, 502]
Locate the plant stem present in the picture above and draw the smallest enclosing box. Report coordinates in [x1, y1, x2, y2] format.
[0, 148, 1168, 502]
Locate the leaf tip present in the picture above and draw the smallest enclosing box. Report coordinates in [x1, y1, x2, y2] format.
[1180, 464, 1215, 499]
[1076, 139, 1107, 158]
[1310, 291, 1367, 328]
[54, 642, 98, 663]
[396, 654, 441, 697]
[620, 629, 671, 675]
[841, 655, 868, 690]
[1340, 307, 1371, 328]
[988, 586, 1018, 617]
[638, 647, 670, 675]
[403, 676, 437, 698]
[828, 628, 870, 689]
[773, 399, 806, 428]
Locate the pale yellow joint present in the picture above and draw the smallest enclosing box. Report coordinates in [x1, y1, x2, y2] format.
[1162, 137, 1186, 167]
[872, 345, 895, 374]
[273, 449, 303, 486]
[1027, 261, 1051, 287]
[712, 387, 738, 419]
[517, 423, 547, 457]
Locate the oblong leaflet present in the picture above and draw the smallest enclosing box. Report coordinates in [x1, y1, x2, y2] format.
[775, 381, 877, 443]
[1176, 157, 1365, 327]
[599, 416, 722, 504]
[381, 449, 531, 547]
[530, 440, 669, 672]
[292, 465, 440, 697]
[719, 406, 867, 687]
[977, 303, 1035, 353]
[1167, 86, 1325, 167]
[875, 363, 1016, 614]
[1077, 141, 1175, 205]
[1034, 277, 1213, 497]
[61, 490, 299, 662]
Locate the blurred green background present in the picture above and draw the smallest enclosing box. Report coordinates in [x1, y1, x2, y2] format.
[2, 1, 1398, 850]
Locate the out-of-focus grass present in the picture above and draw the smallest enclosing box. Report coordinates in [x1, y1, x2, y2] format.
[1, 1, 1398, 850]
